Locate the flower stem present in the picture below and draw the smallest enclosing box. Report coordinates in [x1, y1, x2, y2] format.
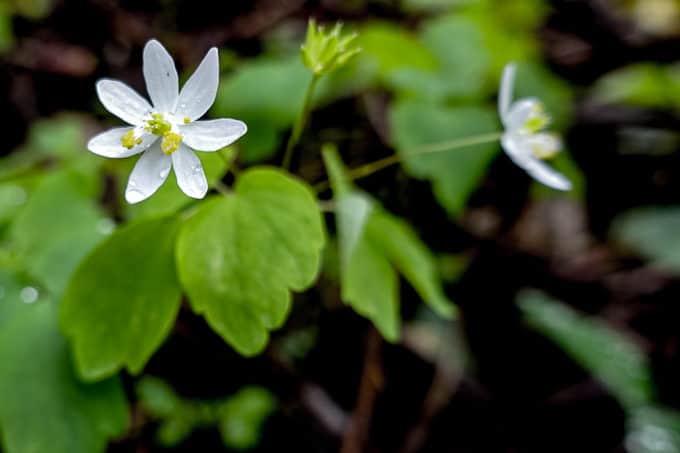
[314, 131, 503, 192]
[282, 75, 320, 170]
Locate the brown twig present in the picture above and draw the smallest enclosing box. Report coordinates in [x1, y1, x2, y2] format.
[340, 328, 383, 453]
[398, 365, 459, 453]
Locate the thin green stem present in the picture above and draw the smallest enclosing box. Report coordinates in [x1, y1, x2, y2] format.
[314, 131, 503, 192]
[282, 75, 320, 170]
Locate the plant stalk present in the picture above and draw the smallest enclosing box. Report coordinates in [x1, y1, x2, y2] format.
[282, 75, 320, 170]
[315, 131, 503, 192]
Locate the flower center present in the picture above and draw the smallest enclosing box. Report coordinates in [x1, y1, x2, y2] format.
[522, 103, 551, 135]
[145, 113, 173, 136]
[145, 113, 182, 155]
[120, 113, 185, 155]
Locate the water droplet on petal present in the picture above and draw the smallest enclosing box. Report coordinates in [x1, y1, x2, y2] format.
[129, 180, 137, 188]
[159, 167, 170, 179]
[192, 164, 202, 175]
[126, 189, 146, 204]
[20, 286, 39, 304]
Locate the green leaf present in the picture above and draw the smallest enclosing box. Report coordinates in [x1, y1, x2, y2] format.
[12, 0, 56, 19]
[0, 2, 14, 53]
[9, 169, 110, 297]
[463, 1, 544, 79]
[592, 63, 680, 112]
[419, 15, 491, 100]
[342, 225, 400, 341]
[137, 377, 276, 450]
[137, 376, 182, 418]
[176, 168, 325, 355]
[387, 6, 544, 103]
[368, 211, 456, 318]
[28, 116, 86, 159]
[137, 376, 198, 447]
[323, 148, 455, 341]
[0, 270, 35, 330]
[335, 193, 372, 269]
[389, 101, 500, 217]
[519, 290, 654, 410]
[610, 206, 680, 273]
[61, 216, 183, 380]
[387, 16, 491, 102]
[218, 387, 277, 450]
[357, 22, 438, 82]
[0, 271, 128, 453]
[0, 183, 28, 229]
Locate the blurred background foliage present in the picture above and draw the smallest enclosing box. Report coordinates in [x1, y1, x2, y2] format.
[0, 0, 679, 452]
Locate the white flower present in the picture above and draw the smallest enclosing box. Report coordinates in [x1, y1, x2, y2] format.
[498, 63, 571, 191]
[88, 39, 247, 203]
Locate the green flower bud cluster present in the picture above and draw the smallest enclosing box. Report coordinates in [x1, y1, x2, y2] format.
[301, 19, 361, 77]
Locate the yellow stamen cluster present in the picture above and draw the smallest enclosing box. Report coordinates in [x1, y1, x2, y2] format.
[144, 113, 173, 136]
[184, 117, 191, 124]
[161, 132, 183, 155]
[119, 113, 184, 155]
[121, 129, 143, 149]
[523, 103, 551, 134]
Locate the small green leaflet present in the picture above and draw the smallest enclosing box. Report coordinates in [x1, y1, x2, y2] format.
[60, 216, 183, 380]
[323, 147, 456, 341]
[519, 290, 680, 453]
[9, 169, 110, 297]
[137, 376, 276, 450]
[389, 101, 500, 217]
[518, 290, 653, 410]
[0, 271, 128, 453]
[611, 206, 680, 274]
[176, 167, 325, 356]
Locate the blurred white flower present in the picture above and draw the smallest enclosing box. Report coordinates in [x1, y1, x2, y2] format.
[498, 63, 571, 191]
[88, 39, 247, 203]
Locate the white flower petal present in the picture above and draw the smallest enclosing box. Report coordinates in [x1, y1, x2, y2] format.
[88, 127, 157, 158]
[175, 48, 219, 121]
[501, 133, 571, 191]
[172, 144, 208, 199]
[499, 63, 516, 124]
[501, 132, 532, 165]
[523, 157, 572, 191]
[143, 39, 179, 113]
[96, 79, 152, 126]
[505, 97, 542, 132]
[125, 143, 172, 204]
[179, 118, 247, 151]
